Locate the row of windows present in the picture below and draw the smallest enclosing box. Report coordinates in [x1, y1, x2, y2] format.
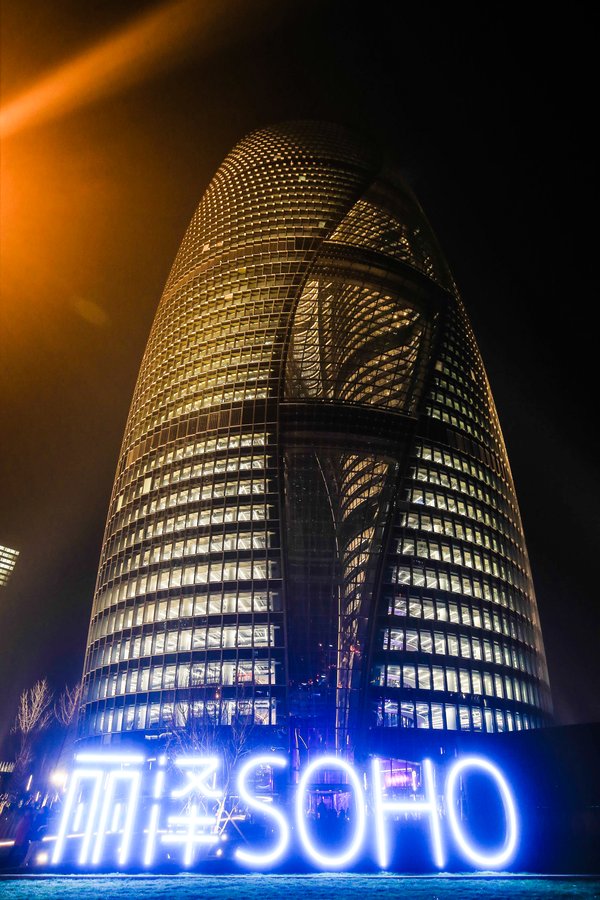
[132, 388, 267, 444]
[371, 661, 541, 706]
[89, 590, 275, 641]
[379, 626, 537, 676]
[140, 318, 277, 376]
[395, 534, 526, 594]
[129, 349, 276, 442]
[385, 594, 534, 648]
[87, 624, 279, 672]
[432, 374, 504, 445]
[373, 698, 541, 733]
[141, 386, 271, 433]
[87, 659, 279, 701]
[408, 484, 519, 547]
[112, 475, 267, 531]
[108, 478, 269, 544]
[104, 503, 270, 563]
[118, 453, 267, 511]
[427, 403, 497, 455]
[429, 387, 496, 447]
[130, 351, 271, 418]
[132, 366, 270, 422]
[100, 530, 273, 585]
[138, 297, 284, 361]
[84, 697, 277, 735]
[428, 348, 484, 405]
[128, 328, 278, 424]
[413, 463, 518, 531]
[133, 353, 272, 419]
[94, 554, 280, 615]
[384, 558, 530, 621]
[399, 509, 523, 572]
[142, 322, 270, 382]
[154, 300, 273, 347]
[149, 289, 290, 346]
[119, 432, 266, 510]
[435, 317, 496, 430]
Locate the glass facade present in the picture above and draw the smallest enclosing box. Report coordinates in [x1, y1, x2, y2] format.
[81, 122, 552, 748]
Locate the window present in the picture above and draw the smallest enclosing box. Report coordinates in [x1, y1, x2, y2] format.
[446, 668, 458, 692]
[403, 665, 416, 689]
[418, 666, 431, 690]
[387, 665, 401, 687]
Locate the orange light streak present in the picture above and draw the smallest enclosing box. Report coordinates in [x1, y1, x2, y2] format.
[0, 0, 231, 139]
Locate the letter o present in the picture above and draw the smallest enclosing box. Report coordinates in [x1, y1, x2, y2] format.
[295, 756, 366, 868]
[446, 756, 518, 868]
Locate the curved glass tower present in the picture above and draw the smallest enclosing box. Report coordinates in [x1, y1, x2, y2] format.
[81, 122, 552, 750]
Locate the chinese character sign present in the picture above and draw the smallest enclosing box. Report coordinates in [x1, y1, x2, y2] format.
[49, 751, 518, 870]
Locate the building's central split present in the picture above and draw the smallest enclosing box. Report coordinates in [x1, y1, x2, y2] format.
[81, 122, 552, 757]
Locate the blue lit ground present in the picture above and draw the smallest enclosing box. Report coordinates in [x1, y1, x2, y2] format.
[1, 875, 599, 900]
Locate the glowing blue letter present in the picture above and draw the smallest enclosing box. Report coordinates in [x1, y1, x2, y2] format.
[144, 755, 167, 867]
[371, 757, 444, 869]
[91, 768, 142, 865]
[171, 755, 222, 800]
[295, 756, 366, 868]
[445, 755, 518, 868]
[235, 754, 289, 867]
[51, 768, 103, 865]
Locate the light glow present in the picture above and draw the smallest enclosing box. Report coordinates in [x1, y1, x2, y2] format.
[445, 755, 518, 868]
[50, 770, 68, 788]
[295, 755, 366, 869]
[371, 757, 444, 869]
[235, 755, 289, 867]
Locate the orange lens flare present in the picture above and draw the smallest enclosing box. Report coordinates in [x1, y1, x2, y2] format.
[0, 0, 227, 140]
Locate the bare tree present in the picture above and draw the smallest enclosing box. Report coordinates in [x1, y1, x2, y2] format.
[55, 680, 83, 728]
[53, 679, 84, 771]
[167, 679, 256, 839]
[13, 679, 53, 738]
[11, 679, 54, 778]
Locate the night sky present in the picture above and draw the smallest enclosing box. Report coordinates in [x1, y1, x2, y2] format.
[1, 0, 597, 747]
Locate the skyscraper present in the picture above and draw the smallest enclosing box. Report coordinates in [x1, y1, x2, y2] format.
[81, 122, 552, 751]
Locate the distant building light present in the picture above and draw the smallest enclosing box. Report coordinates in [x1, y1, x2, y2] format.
[50, 770, 68, 788]
[0, 545, 19, 587]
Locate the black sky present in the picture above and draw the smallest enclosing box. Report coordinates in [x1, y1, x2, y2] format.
[1, 0, 597, 746]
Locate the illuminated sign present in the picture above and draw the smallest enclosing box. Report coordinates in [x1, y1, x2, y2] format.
[48, 751, 518, 871]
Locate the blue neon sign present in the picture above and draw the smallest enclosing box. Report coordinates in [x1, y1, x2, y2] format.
[48, 751, 519, 870]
